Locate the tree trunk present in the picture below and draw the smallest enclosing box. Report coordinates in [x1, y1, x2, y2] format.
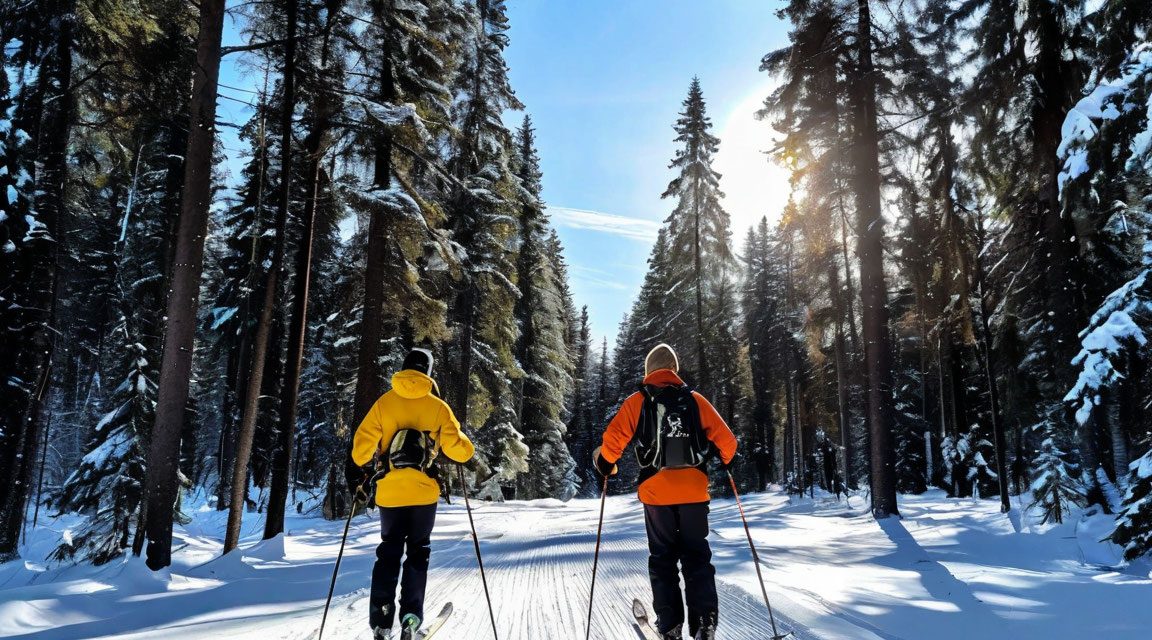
[0, 1, 73, 560]
[353, 3, 397, 427]
[828, 252, 855, 490]
[693, 181, 709, 394]
[784, 379, 796, 483]
[852, 0, 898, 518]
[265, 2, 339, 541]
[223, 0, 298, 554]
[141, 0, 227, 570]
[973, 240, 1010, 509]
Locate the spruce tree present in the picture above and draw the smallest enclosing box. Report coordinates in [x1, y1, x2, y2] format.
[446, 0, 528, 498]
[741, 219, 784, 488]
[1113, 450, 1152, 560]
[0, 0, 76, 560]
[1060, 43, 1152, 488]
[952, 0, 1095, 489]
[511, 116, 576, 500]
[348, 0, 462, 427]
[1030, 433, 1086, 525]
[659, 78, 735, 395]
[566, 307, 596, 496]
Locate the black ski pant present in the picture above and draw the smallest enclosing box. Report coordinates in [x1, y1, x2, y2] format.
[370, 503, 437, 631]
[644, 502, 718, 635]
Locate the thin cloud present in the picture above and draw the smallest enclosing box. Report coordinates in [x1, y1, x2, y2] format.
[570, 264, 633, 291]
[547, 206, 661, 242]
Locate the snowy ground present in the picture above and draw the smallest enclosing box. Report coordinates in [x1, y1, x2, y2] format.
[2, 489, 1150, 640]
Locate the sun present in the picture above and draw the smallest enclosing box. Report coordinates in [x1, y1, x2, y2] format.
[714, 86, 792, 240]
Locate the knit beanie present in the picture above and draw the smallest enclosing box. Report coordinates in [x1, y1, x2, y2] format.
[644, 343, 679, 376]
[402, 348, 435, 377]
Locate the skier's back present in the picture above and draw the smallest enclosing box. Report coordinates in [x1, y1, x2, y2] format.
[594, 343, 738, 640]
[349, 348, 474, 640]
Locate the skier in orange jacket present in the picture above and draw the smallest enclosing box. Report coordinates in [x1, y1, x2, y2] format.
[594, 343, 737, 640]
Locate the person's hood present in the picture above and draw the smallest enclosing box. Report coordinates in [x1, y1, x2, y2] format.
[642, 369, 685, 387]
[391, 369, 437, 399]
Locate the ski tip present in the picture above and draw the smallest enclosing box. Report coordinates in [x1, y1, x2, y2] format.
[437, 602, 453, 616]
[632, 598, 646, 617]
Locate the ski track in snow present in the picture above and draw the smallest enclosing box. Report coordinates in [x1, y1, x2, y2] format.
[3, 490, 1152, 640]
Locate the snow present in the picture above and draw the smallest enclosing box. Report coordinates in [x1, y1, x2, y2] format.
[1058, 44, 1152, 195]
[209, 306, 239, 331]
[1136, 454, 1152, 481]
[3, 490, 1150, 639]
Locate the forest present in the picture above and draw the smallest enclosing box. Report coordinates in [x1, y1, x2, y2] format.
[2, 0, 1151, 579]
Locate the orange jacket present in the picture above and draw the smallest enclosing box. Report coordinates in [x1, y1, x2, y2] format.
[600, 369, 738, 505]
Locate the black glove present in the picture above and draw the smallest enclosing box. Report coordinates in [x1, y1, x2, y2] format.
[592, 447, 618, 477]
[720, 453, 738, 473]
[345, 457, 372, 500]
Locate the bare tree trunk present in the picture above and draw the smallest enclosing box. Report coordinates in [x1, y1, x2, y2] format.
[784, 379, 796, 483]
[224, 0, 298, 554]
[266, 4, 340, 539]
[972, 232, 1010, 509]
[828, 252, 855, 489]
[853, 0, 898, 518]
[141, 0, 227, 570]
[353, 1, 398, 427]
[693, 182, 709, 393]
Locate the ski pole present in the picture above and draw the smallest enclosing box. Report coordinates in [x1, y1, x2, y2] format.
[727, 470, 789, 639]
[585, 474, 609, 640]
[318, 490, 363, 640]
[457, 464, 499, 640]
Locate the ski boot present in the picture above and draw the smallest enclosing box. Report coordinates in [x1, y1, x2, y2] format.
[693, 612, 718, 640]
[371, 627, 392, 640]
[657, 627, 683, 640]
[399, 614, 422, 640]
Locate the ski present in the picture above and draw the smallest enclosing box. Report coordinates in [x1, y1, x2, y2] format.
[632, 598, 660, 640]
[416, 602, 453, 640]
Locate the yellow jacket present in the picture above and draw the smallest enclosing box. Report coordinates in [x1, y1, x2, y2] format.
[351, 370, 475, 507]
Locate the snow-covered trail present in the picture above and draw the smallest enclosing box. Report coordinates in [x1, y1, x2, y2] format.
[3, 490, 1151, 640]
[284, 498, 814, 640]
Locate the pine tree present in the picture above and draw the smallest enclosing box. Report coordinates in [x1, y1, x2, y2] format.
[1030, 433, 1086, 525]
[446, 0, 529, 498]
[222, 0, 302, 554]
[265, 0, 353, 542]
[52, 344, 151, 564]
[1113, 450, 1152, 560]
[741, 219, 785, 488]
[141, 0, 227, 570]
[348, 0, 462, 428]
[1060, 43, 1152, 488]
[205, 95, 279, 511]
[0, 0, 76, 559]
[952, 0, 1096, 487]
[659, 78, 735, 395]
[511, 116, 576, 500]
[566, 307, 597, 496]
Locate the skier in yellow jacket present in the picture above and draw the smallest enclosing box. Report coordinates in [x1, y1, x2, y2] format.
[348, 348, 474, 640]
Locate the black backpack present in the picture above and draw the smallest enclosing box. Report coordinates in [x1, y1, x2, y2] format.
[386, 428, 439, 479]
[634, 384, 709, 477]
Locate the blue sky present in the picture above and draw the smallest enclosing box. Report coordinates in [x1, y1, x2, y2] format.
[503, 0, 791, 342]
[217, 1, 792, 345]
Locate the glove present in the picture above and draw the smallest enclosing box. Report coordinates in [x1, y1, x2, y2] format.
[720, 453, 738, 473]
[345, 457, 372, 501]
[592, 446, 618, 477]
